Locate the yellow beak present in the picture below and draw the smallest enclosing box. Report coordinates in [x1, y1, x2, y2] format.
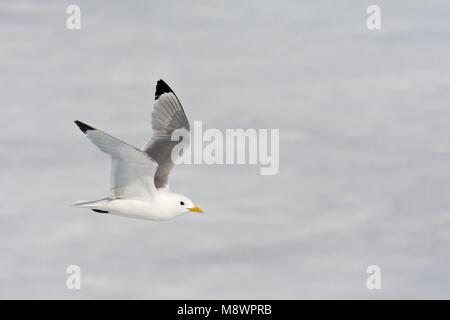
[188, 206, 204, 214]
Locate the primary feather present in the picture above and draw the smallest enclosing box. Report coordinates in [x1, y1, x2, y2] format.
[143, 80, 190, 189]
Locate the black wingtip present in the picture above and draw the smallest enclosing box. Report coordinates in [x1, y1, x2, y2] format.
[155, 79, 174, 100]
[92, 209, 109, 214]
[74, 120, 95, 134]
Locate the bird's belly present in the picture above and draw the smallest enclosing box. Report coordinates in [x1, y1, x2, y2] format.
[105, 199, 173, 221]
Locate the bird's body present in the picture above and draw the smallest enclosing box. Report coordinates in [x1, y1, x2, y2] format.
[75, 190, 197, 221]
[73, 80, 203, 221]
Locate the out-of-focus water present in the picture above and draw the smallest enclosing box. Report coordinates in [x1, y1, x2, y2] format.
[1, 0, 450, 298]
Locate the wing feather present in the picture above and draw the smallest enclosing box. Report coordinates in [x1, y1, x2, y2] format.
[75, 121, 158, 199]
[143, 80, 190, 189]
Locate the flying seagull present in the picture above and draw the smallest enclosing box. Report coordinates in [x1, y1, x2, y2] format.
[73, 80, 203, 221]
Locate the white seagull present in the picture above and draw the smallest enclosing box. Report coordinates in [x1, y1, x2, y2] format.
[73, 80, 204, 221]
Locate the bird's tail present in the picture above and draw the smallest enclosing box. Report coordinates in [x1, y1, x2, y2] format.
[72, 198, 110, 213]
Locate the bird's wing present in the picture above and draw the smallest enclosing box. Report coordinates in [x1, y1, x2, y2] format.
[142, 80, 190, 189]
[75, 120, 158, 199]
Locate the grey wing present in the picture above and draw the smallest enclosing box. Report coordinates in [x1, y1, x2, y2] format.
[74, 121, 159, 199]
[142, 80, 190, 189]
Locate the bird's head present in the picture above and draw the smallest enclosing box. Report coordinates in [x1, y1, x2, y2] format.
[161, 191, 204, 217]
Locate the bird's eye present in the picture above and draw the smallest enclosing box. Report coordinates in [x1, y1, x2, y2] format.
[180, 201, 185, 206]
